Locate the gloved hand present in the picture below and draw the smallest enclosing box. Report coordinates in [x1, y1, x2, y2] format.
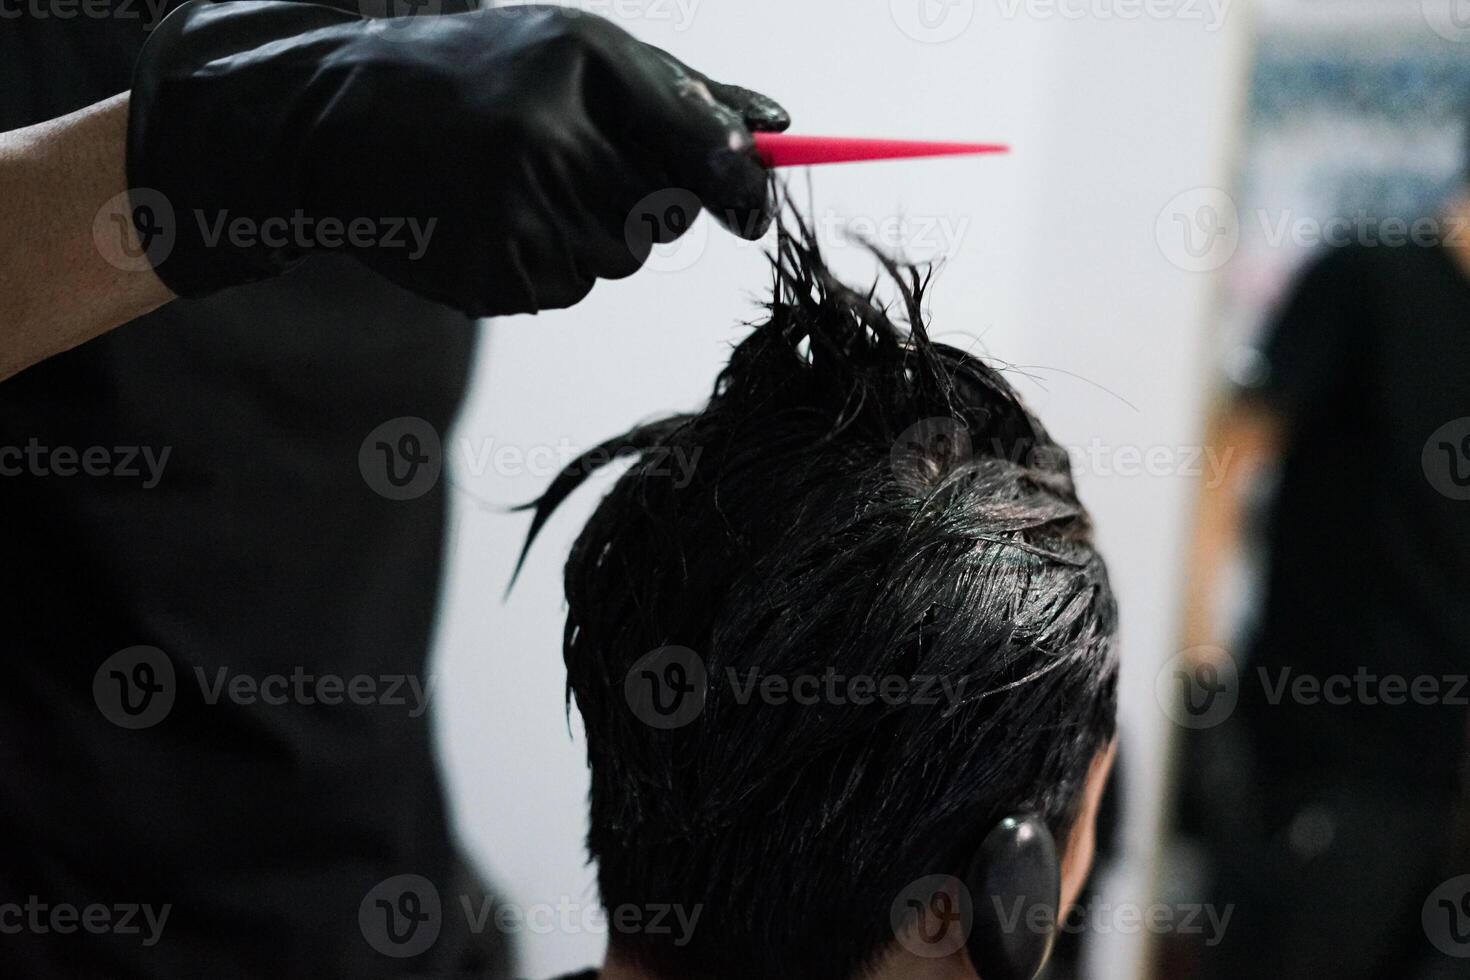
[126, 0, 790, 314]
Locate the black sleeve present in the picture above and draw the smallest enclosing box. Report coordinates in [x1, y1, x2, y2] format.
[1242, 246, 1368, 433]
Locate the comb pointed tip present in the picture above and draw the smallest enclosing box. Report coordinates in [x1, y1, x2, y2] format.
[753, 133, 1011, 168]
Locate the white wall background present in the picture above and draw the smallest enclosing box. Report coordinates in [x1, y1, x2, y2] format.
[430, 1, 1252, 976]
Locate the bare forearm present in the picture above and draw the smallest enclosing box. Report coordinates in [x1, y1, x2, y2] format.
[1180, 398, 1282, 652]
[0, 93, 173, 381]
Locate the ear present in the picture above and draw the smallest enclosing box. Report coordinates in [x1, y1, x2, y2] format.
[963, 814, 1060, 980]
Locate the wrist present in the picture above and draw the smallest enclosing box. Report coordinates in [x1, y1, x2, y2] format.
[126, 0, 367, 297]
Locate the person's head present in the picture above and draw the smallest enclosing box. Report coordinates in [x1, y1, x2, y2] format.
[519, 216, 1119, 980]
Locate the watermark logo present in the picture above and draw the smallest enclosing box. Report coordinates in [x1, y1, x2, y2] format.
[93, 646, 176, 730]
[892, 417, 973, 494]
[620, 198, 972, 273]
[360, 0, 442, 15]
[726, 667, 969, 717]
[1159, 657, 1470, 722]
[359, 0, 444, 39]
[94, 647, 434, 725]
[1422, 0, 1470, 43]
[1424, 875, 1470, 956]
[94, 189, 175, 274]
[360, 874, 443, 958]
[993, 0, 1231, 29]
[1156, 187, 1239, 272]
[621, 649, 971, 729]
[195, 667, 433, 716]
[624, 646, 708, 729]
[480, 897, 702, 943]
[1158, 195, 1462, 272]
[1256, 667, 1470, 708]
[1423, 418, 1470, 501]
[625, 188, 708, 274]
[360, 417, 442, 501]
[891, 875, 973, 957]
[193, 210, 436, 258]
[991, 896, 1234, 944]
[453, 435, 701, 486]
[890, 428, 1237, 488]
[1156, 646, 1238, 729]
[890, 0, 976, 43]
[494, 0, 702, 29]
[359, 882, 702, 950]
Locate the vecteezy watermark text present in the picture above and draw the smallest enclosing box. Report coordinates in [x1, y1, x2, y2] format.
[623, 646, 974, 729]
[93, 646, 434, 729]
[990, 895, 1234, 946]
[0, 440, 170, 487]
[995, 0, 1230, 29]
[890, 876, 1232, 958]
[195, 666, 434, 718]
[94, 191, 439, 273]
[1157, 188, 1470, 272]
[1159, 647, 1470, 729]
[0, 0, 170, 27]
[195, 211, 436, 260]
[0, 897, 170, 948]
[358, 874, 702, 958]
[726, 667, 969, 717]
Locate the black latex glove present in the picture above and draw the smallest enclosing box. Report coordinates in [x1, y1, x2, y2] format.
[127, 0, 790, 314]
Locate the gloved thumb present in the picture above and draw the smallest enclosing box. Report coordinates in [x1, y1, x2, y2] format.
[640, 50, 789, 241]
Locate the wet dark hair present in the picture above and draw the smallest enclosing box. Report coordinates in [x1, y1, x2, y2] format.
[517, 211, 1118, 980]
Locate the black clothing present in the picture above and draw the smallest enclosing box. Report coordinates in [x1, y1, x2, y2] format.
[1190, 241, 1470, 980]
[1241, 242, 1470, 798]
[0, 5, 501, 977]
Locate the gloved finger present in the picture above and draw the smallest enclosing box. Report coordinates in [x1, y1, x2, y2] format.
[641, 44, 790, 134]
[704, 79, 791, 133]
